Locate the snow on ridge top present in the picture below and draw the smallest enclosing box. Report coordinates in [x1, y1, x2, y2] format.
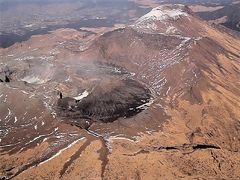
[137, 6, 188, 23]
[131, 5, 189, 34]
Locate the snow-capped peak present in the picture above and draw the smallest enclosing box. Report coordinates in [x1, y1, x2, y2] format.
[131, 5, 189, 34]
[137, 5, 188, 23]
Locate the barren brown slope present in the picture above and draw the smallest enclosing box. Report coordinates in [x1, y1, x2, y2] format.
[0, 4, 240, 180]
[82, 5, 240, 178]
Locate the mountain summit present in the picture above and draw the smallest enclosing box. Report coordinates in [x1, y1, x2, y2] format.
[132, 4, 190, 34]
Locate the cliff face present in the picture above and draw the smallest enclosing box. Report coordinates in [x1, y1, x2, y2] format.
[0, 5, 240, 179]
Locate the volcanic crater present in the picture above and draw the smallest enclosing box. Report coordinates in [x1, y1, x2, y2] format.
[56, 62, 152, 129]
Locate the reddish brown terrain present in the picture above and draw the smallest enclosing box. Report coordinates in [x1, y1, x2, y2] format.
[0, 4, 240, 180]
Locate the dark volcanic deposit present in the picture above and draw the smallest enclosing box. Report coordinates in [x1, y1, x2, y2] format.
[57, 79, 151, 129]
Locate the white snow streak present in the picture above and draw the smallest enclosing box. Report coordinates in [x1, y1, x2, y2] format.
[14, 116, 18, 123]
[38, 137, 85, 166]
[137, 6, 188, 22]
[5, 108, 11, 120]
[74, 90, 89, 101]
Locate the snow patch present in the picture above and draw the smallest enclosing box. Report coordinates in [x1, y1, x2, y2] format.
[166, 26, 178, 34]
[21, 90, 29, 95]
[166, 86, 171, 95]
[14, 116, 18, 123]
[51, 112, 56, 118]
[65, 76, 71, 82]
[137, 6, 188, 23]
[136, 98, 154, 110]
[74, 90, 89, 101]
[132, 6, 188, 34]
[25, 24, 34, 28]
[108, 135, 140, 143]
[5, 108, 11, 120]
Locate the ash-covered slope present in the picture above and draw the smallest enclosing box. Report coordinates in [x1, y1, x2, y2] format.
[0, 4, 240, 180]
[88, 4, 239, 107]
[84, 4, 240, 177]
